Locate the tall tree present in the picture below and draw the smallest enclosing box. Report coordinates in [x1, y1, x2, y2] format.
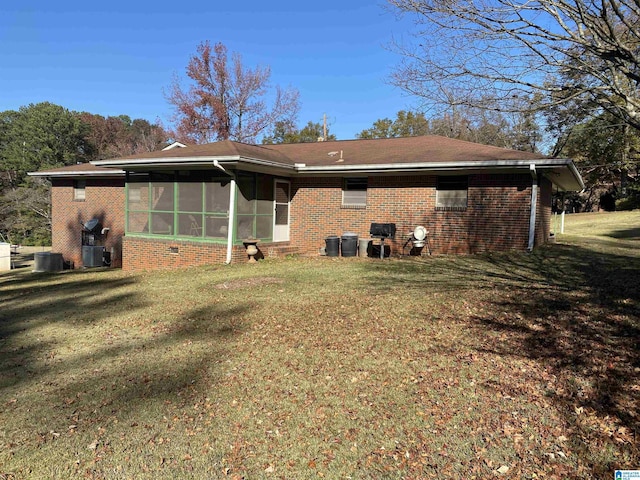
[167, 41, 300, 144]
[357, 110, 429, 139]
[556, 112, 640, 210]
[357, 109, 540, 151]
[262, 120, 336, 144]
[0, 102, 89, 190]
[0, 102, 90, 243]
[388, 0, 640, 131]
[79, 113, 169, 160]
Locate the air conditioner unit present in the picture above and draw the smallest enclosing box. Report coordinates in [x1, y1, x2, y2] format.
[82, 246, 104, 267]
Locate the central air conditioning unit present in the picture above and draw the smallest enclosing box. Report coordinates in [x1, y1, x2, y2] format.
[82, 245, 104, 267]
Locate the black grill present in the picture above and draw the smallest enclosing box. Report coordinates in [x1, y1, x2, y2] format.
[81, 218, 105, 267]
[369, 223, 396, 259]
[370, 223, 396, 239]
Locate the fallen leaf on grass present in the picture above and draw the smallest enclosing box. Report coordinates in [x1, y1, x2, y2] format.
[496, 465, 509, 474]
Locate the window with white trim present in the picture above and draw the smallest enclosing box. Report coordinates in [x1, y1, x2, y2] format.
[73, 180, 86, 201]
[436, 176, 468, 210]
[342, 177, 367, 207]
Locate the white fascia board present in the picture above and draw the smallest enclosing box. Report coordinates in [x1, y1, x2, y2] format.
[28, 169, 125, 177]
[567, 160, 586, 190]
[92, 155, 296, 173]
[535, 158, 585, 191]
[237, 156, 296, 171]
[294, 158, 558, 174]
[295, 157, 584, 191]
[162, 141, 187, 150]
[92, 155, 242, 168]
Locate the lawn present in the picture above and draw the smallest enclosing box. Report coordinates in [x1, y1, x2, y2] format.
[1, 211, 638, 479]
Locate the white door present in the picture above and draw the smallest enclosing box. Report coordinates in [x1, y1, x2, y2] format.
[273, 180, 290, 242]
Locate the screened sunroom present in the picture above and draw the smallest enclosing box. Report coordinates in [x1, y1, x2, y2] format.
[125, 170, 289, 244]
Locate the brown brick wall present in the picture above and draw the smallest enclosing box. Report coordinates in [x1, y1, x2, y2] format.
[121, 237, 296, 271]
[535, 176, 553, 247]
[51, 178, 125, 268]
[289, 173, 549, 256]
[50, 171, 554, 271]
[122, 237, 228, 271]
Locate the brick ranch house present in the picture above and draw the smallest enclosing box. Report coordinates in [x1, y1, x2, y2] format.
[30, 135, 584, 271]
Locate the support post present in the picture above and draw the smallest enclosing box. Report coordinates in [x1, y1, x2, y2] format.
[225, 175, 236, 264]
[528, 164, 538, 251]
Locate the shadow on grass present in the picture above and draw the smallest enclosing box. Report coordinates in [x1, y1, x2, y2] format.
[38, 303, 252, 429]
[1, 268, 253, 468]
[0, 271, 146, 393]
[0, 273, 142, 335]
[608, 227, 640, 240]
[361, 243, 640, 474]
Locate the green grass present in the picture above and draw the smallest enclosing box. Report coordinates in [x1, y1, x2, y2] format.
[1, 211, 639, 479]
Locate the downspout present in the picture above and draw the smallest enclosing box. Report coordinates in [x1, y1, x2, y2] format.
[225, 175, 236, 264]
[527, 164, 538, 252]
[213, 159, 235, 264]
[213, 159, 226, 172]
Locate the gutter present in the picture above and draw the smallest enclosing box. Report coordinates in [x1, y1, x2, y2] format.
[89, 155, 583, 192]
[528, 164, 538, 252]
[92, 155, 297, 172]
[92, 156, 569, 172]
[28, 170, 125, 177]
[92, 155, 242, 167]
[567, 160, 586, 190]
[293, 158, 569, 174]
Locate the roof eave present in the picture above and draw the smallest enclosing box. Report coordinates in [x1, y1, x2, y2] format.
[28, 169, 125, 178]
[237, 156, 296, 172]
[92, 155, 242, 168]
[296, 158, 585, 191]
[92, 155, 296, 172]
[297, 158, 550, 170]
[85, 153, 584, 192]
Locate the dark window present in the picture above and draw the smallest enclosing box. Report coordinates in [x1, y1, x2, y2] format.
[436, 176, 468, 210]
[73, 180, 86, 201]
[342, 177, 367, 207]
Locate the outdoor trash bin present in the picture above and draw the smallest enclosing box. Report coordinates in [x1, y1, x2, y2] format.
[359, 238, 370, 258]
[341, 233, 358, 257]
[325, 236, 340, 257]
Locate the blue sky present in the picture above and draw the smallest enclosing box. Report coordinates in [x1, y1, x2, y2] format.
[0, 1, 418, 141]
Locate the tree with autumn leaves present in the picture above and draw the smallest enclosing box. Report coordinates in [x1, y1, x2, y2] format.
[166, 41, 300, 144]
[0, 103, 169, 244]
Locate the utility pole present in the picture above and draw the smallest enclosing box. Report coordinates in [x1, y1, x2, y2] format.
[323, 113, 327, 141]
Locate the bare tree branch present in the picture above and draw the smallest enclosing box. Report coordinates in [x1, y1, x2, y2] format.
[388, 0, 640, 129]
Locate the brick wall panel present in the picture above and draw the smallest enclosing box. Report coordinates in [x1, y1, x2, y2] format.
[51, 178, 125, 268]
[290, 173, 545, 256]
[51, 172, 553, 271]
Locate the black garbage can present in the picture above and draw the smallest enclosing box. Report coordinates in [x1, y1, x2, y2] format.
[341, 232, 358, 257]
[325, 236, 340, 257]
